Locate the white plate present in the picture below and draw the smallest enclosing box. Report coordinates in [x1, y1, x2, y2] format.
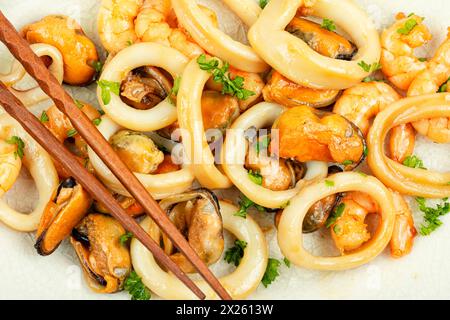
[0, 0, 449, 300]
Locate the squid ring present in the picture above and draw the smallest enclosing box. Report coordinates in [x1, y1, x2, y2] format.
[222, 102, 328, 209]
[278, 172, 396, 271]
[0, 43, 64, 107]
[171, 0, 269, 73]
[248, 0, 381, 89]
[177, 58, 233, 189]
[87, 116, 195, 199]
[0, 114, 58, 232]
[131, 201, 268, 299]
[368, 93, 450, 198]
[98, 43, 189, 132]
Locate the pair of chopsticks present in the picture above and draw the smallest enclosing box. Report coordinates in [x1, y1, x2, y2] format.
[0, 11, 231, 300]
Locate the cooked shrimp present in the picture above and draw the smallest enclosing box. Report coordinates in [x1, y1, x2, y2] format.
[330, 190, 416, 258]
[98, 0, 144, 54]
[0, 139, 22, 195]
[381, 13, 432, 90]
[390, 191, 416, 258]
[389, 123, 416, 163]
[333, 81, 401, 136]
[407, 29, 450, 143]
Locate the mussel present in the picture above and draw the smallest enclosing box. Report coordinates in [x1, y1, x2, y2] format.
[70, 213, 131, 293]
[110, 130, 164, 174]
[158, 189, 224, 273]
[35, 177, 92, 255]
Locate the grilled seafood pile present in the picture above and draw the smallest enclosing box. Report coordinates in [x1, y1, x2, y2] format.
[0, 0, 449, 300]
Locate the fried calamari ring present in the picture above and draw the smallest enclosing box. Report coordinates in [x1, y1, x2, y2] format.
[177, 58, 233, 189]
[171, 0, 269, 73]
[87, 116, 195, 199]
[0, 43, 63, 107]
[368, 93, 450, 198]
[248, 0, 381, 89]
[278, 172, 395, 270]
[222, 102, 328, 209]
[98, 43, 188, 132]
[131, 201, 268, 299]
[0, 115, 59, 232]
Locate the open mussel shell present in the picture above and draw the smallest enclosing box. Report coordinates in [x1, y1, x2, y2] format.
[70, 213, 131, 293]
[35, 177, 91, 256]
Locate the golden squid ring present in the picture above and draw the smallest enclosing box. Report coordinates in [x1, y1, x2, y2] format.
[171, 0, 269, 73]
[98, 43, 189, 132]
[177, 58, 233, 189]
[0, 114, 58, 232]
[0, 43, 64, 107]
[222, 102, 328, 209]
[131, 201, 268, 299]
[368, 93, 450, 198]
[278, 172, 395, 271]
[87, 116, 195, 199]
[248, 0, 381, 90]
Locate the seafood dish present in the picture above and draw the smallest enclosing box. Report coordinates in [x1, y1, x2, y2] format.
[0, 0, 449, 300]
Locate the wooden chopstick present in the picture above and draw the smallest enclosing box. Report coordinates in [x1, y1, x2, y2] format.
[0, 11, 231, 300]
[0, 81, 206, 299]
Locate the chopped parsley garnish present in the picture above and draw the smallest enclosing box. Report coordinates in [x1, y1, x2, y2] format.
[357, 171, 368, 177]
[397, 18, 418, 35]
[283, 257, 291, 268]
[255, 136, 270, 154]
[224, 240, 247, 266]
[97, 80, 121, 105]
[342, 160, 354, 166]
[325, 180, 335, 187]
[91, 60, 103, 73]
[416, 197, 450, 235]
[358, 61, 382, 73]
[248, 170, 263, 185]
[40, 110, 49, 123]
[418, 57, 428, 62]
[92, 118, 102, 126]
[171, 76, 181, 96]
[259, 0, 269, 9]
[362, 77, 385, 83]
[6, 136, 25, 159]
[262, 258, 281, 288]
[234, 195, 265, 218]
[124, 271, 151, 300]
[325, 203, 346, 228]
[196, 54, 255, 100]
[321, 18, 336, 32]
[280, 201, 290, 209]
[363, 146, 369, 157]
[74, 99, 84, 109]
[438, 77, 450, 93]
[403, 155, 426, 169]
[126, 40, 134, 46]
[119, 232, 133, 245]
[67, 128, 78, 138]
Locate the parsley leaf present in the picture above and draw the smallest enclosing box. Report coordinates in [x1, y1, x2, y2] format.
[397, 18, 418, 35]
[259, 0, 269, 9]
[234, 195, 265, 218]
[119, 231, 133, 245]
[255, 136, 270, 154]
[248, 170, 263, 185]
[124, 271, 151, 300]
[418, 57, 428, 62]
[403, 155, 426, 169]
[224, 239, 247, 266]
[283, 257, 291, 268]
[279, 200, 290, 209]
[40, 110, 49, 123]
[92, 118, 102, 126]
[358, 61, 382, 73]
[97, 80, 121, 105]
[416, 197, 450, 235]
[325, 203, 346, 228]
[438, 77, 450, 93]
[6, 136, 25, 159]
[262, 258, 281, 288]
[325, 180, 335, 187]
[74, 99, 84, 109]
[196, 54, 255, 100]
[91, 60, 103, 73]
[67, 128, 78, 138]
[321, 18, 336, 32]
[342, 160, 354, 166]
